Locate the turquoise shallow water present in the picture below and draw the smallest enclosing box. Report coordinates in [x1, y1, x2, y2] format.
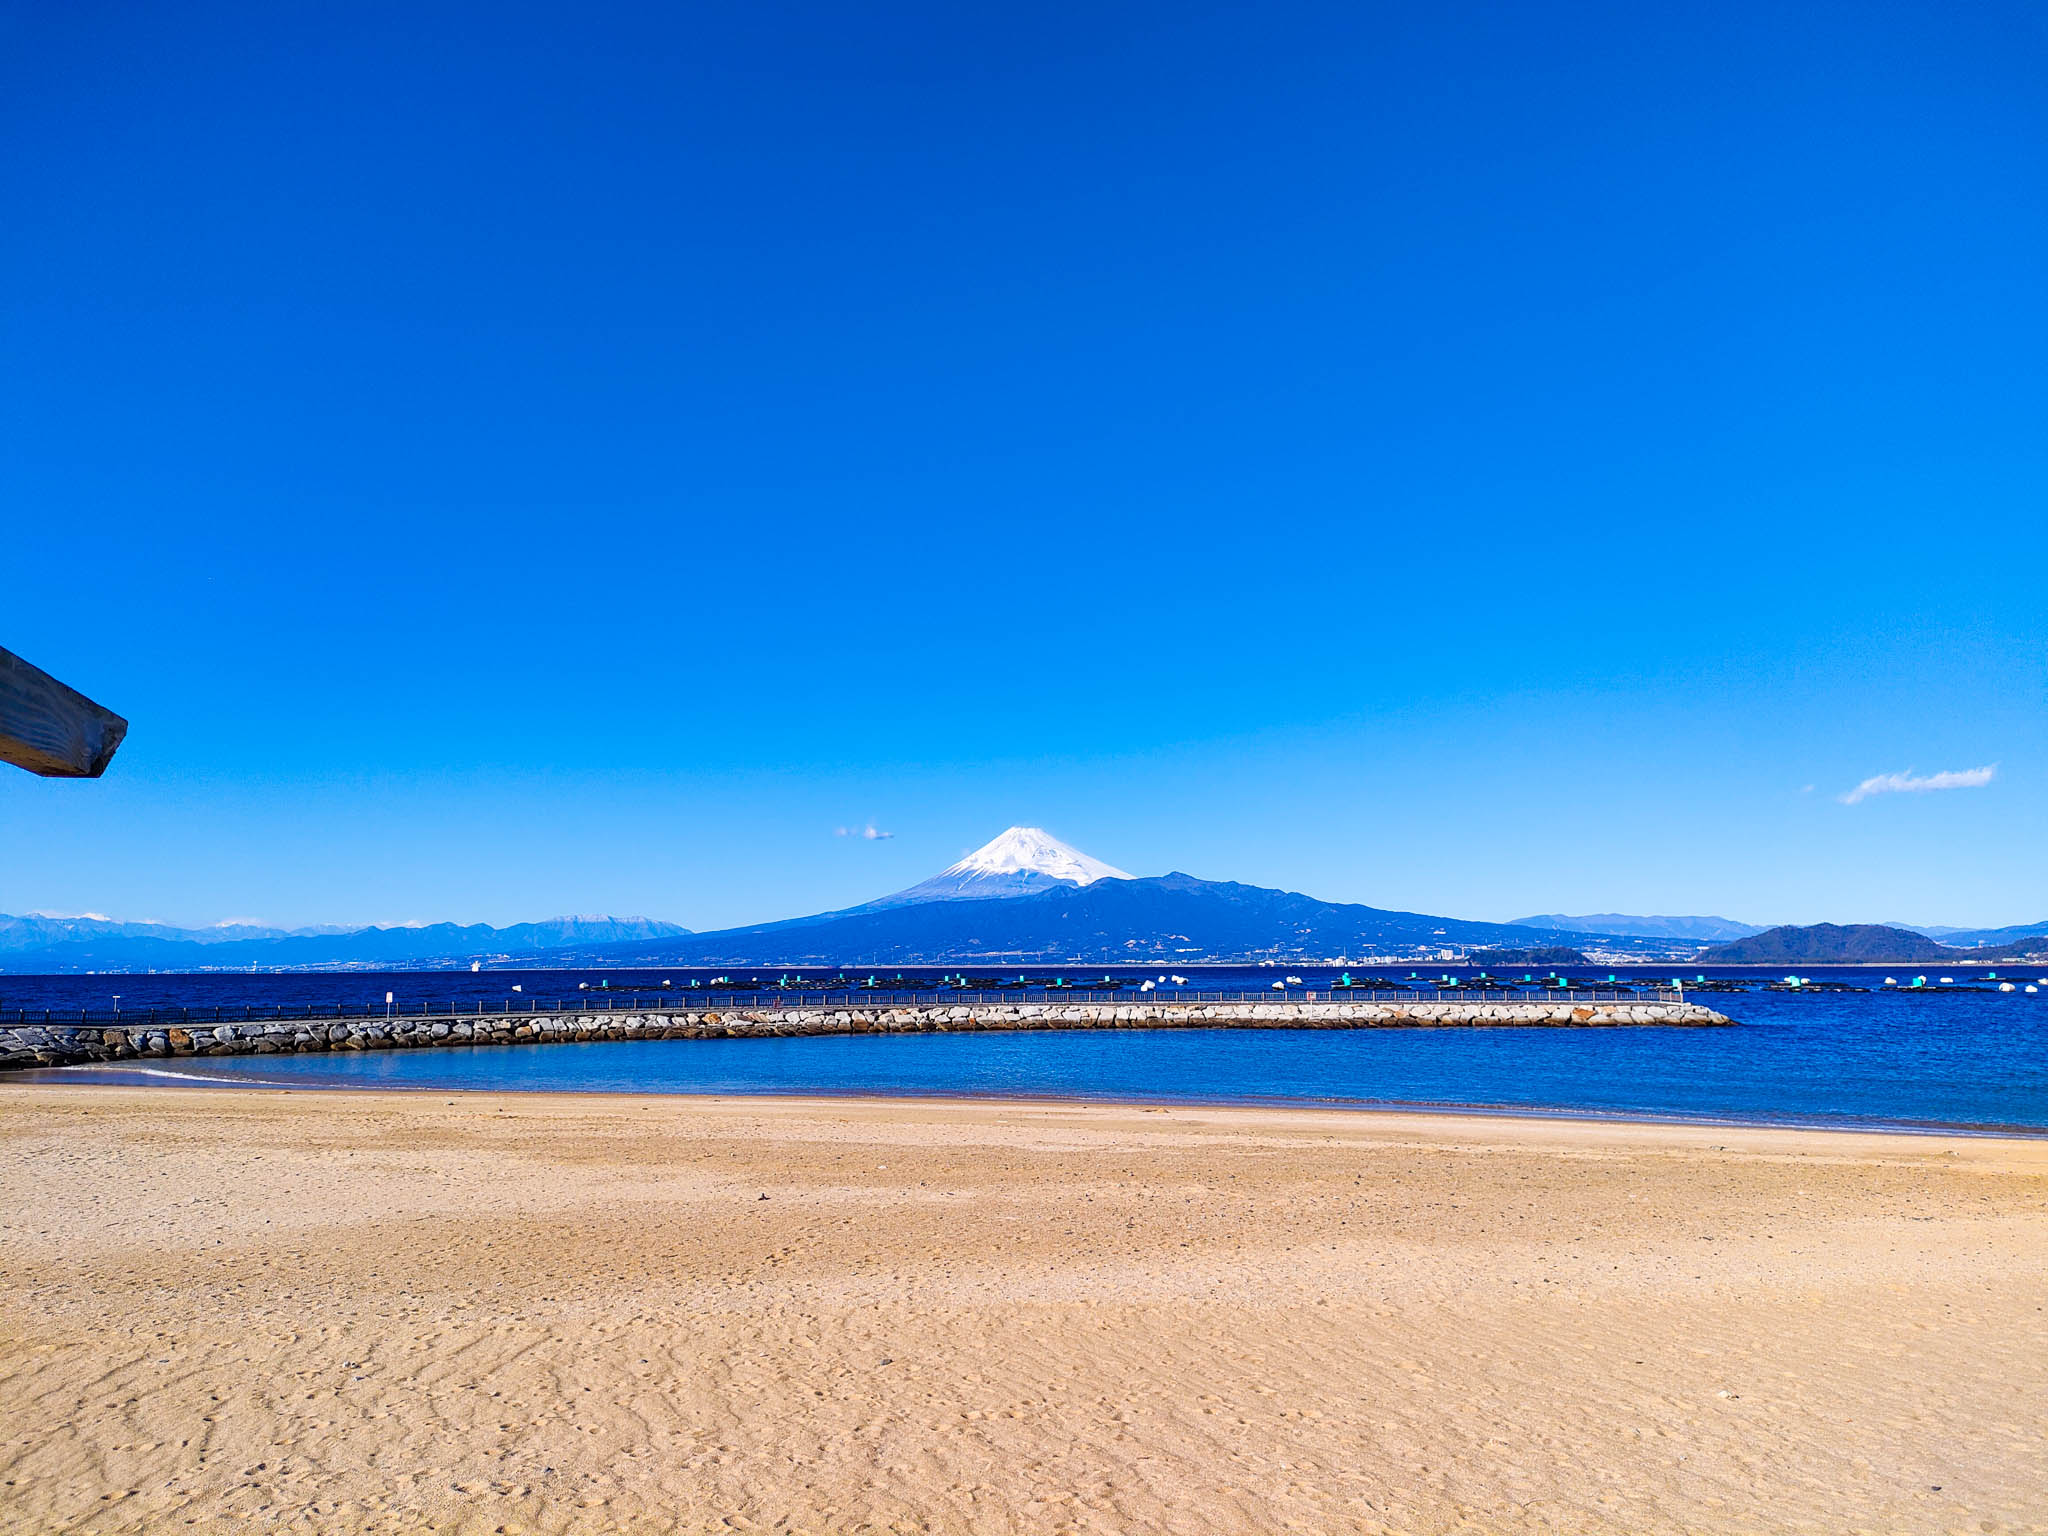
[27, 981, 2048, 1133]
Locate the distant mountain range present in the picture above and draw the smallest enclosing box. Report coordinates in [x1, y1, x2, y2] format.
[0, 914, 689, 973]
[1903, 918, 2048, 950]
[0, 913, 326, 949]
[6, 827, 2042, 973]
[1513, 913, 1766, 943]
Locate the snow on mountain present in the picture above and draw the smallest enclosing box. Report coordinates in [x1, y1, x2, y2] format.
[857, 827, 1134, 910]
[946, 827, 1129, 886]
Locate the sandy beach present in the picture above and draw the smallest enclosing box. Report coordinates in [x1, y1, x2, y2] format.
[2, 1086, 2044, 1534]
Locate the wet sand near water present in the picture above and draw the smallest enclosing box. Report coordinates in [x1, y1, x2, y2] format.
[2, 1085, 2045, 1534]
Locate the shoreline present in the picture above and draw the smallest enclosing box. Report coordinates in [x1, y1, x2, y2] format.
[12, 1069, 2048, 1143]
[6, 1084, 2045, 1533]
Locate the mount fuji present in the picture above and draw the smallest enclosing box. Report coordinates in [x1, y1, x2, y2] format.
[854, 827, 1132, 910]
[555, 830, 1677, 966]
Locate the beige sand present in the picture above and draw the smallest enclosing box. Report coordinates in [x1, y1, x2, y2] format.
[2, 1086, 2044, 1534]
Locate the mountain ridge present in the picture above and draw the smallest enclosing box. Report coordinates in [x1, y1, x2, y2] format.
[545, 871, 1651, 968]
[1512, 913, 1766, 942]
[0, 914, 691, 973]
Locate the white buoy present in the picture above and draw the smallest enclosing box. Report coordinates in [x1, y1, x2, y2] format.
[2000, 983, 2015, 992]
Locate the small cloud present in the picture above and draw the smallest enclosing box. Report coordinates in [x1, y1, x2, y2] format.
[836, 822, 894, 840]
[1839, 764, 1997, 805]
[1800, 784, 1815, 795]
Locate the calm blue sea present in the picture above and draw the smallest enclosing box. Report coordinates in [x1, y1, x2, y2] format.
[11, 965, 2048, 1133]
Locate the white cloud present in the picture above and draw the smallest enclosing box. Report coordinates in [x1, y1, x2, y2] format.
[835, 822, 894, 840]
[1839, 764, 1997, 805]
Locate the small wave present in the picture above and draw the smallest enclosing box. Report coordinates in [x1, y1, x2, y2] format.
[53, 1063, 299, 1088]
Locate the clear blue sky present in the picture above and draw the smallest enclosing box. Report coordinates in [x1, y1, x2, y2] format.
[4, 0, 2043, 931]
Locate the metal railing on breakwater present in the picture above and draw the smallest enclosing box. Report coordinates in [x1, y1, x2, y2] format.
[5, 986, 1684, 1031]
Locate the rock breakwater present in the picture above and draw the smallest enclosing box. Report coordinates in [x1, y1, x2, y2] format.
[0, 999, 1729, 1070]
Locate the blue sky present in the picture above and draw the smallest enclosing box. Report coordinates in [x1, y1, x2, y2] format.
[3, 0, 2043, 931]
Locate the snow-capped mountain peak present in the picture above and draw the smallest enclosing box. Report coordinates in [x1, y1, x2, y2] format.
[941, 827, 1131, 886]
[855, 827, 1133, 911]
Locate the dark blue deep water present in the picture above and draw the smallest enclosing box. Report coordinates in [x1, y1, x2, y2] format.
[15, 965, 2048, 1133]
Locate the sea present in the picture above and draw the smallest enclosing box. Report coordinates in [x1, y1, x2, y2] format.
[7, 964, 2046, 1134]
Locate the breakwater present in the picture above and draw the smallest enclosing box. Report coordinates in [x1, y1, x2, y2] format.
[0, 997, 1730, 1070]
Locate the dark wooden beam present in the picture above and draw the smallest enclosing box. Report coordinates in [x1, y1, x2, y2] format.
[0, 646, 129, 778]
